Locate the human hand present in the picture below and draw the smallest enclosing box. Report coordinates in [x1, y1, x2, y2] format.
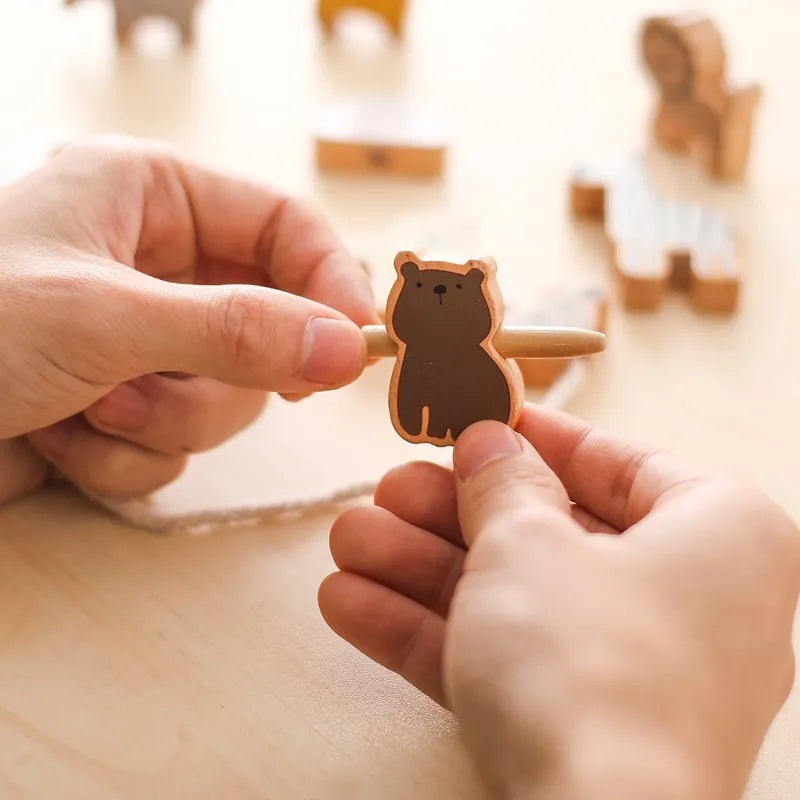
[320, 406, 800, 799]
[0, 137, 377, 502]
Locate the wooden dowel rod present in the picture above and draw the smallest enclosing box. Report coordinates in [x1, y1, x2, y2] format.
[362, 325, 606, 360]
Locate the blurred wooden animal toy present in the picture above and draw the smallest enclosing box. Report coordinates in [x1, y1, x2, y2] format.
[571, 157, 739, 313]
[362, 251, 606, 446]
[315, 98, 447, 178]
[318, 0, 407, 37]
[508, 287, 608, 388]
[641, 14, 760, 180]
[64, 0, 200, 46]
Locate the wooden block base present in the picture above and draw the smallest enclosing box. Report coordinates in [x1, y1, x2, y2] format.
[316, 140, 444, 178]
[509, 286, 608, 388]
[315, 98, 448, 179]
[318, 0, 407, 37]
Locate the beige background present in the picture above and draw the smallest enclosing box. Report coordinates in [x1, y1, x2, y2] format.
[0, 1, 798, 797]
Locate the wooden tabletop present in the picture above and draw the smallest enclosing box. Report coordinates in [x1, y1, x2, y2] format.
[1, 2, 798, 797]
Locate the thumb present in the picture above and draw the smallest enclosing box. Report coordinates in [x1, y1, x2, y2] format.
[453, 421, 576, 548]
[122, 278, 367, 392]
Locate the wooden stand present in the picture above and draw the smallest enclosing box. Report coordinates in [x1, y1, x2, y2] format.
[318, 0, 407, 37]
[64, 0, 199, 45]
[570, 157, 740, 313]
[641, 14, 760, 180]
[315, 99, 447, 178]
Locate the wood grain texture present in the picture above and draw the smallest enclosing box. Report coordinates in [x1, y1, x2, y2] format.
[362, 324, 606, 360]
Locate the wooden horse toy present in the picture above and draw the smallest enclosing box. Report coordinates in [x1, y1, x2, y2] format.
[570, 156, 740, 313]
[64, 0, 200, 46]
[362, 251, 606, 446]
[641, 14, 760, 180]
[318, 0, 408, 38]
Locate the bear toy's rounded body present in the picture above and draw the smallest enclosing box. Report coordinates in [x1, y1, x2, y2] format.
[386, 254, 519, 446]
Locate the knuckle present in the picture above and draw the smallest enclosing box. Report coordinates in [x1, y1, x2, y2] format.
[469, 460, 566, 513]
[610, 446, 665, 505]
[468, 518, 523, 568]
[502, 504, 570, 534]
[79, 451, 187, 499]
[329, 506, 377, 550]
[211, 287, 277, 372]
[58, 135, 169, 174]
[708, 478, 800, 567]
[471, 520, 515, 560]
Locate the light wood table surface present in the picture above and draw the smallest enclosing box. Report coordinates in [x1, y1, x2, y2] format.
[0, 1, 798, 797]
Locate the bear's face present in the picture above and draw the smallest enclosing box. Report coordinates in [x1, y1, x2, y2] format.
[390, 261, 492, 346]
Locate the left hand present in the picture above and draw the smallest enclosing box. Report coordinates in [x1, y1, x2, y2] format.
[0, 137, 377, 502]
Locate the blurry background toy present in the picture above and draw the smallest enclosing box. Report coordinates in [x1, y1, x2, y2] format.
[571, 156, 740, 313]
[64, 0, 200, 45]
[315, 97, 447, 177]
[641, 13, 760, 180]
[508, 286, 608, 388]
[318, 0, 407, 38]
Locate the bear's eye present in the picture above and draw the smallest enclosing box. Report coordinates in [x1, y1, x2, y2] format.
[416, 281, 422, 288]
[456, 283, 462, 289]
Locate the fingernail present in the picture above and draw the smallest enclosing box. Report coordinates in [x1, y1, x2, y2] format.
[454, 422, 523, 480]
[28, 422, 72, 459]
[93, 382, 151, 431]
[301, 317, 366, 386]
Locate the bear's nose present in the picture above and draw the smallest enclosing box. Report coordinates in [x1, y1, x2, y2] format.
[433, 284, 447, 295]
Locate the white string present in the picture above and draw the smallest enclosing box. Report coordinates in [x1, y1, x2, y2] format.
[88, 360, 588, 533]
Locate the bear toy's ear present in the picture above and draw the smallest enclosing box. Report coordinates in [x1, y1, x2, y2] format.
[464, 257, 494, 283]
[394, 250, 421, 276]
[400, 261, 420, 280]
[465, 267, 485, 285]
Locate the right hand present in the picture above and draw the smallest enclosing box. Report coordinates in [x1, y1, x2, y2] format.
[320, 406, 800, 799]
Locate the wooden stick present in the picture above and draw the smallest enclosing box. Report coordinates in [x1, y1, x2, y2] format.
[362, 325, 606, 360]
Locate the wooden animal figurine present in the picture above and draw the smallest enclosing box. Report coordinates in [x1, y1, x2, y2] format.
[318, 0, 407, 37]
[315, 98, 446, 178]
[641, 14, 761, 180]
[570, 156, 740, 313]
[508, 286, 608, 388]
[360, 252, 605, 446]
[384, 251, 522, 445]
[64, 0, 200, 46]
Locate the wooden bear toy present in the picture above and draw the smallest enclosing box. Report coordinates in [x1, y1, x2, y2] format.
[318, 0, 407, 37]
[385, 251, 523, 446]
[570, 156, 739, 313]
[64, 0, 200, 46]
[641, 14, 760, 180]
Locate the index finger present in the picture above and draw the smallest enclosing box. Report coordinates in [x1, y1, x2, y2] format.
[53, 138, 379, 327]
[516, 405, 705, 530]
[174, 157, 379, 326]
